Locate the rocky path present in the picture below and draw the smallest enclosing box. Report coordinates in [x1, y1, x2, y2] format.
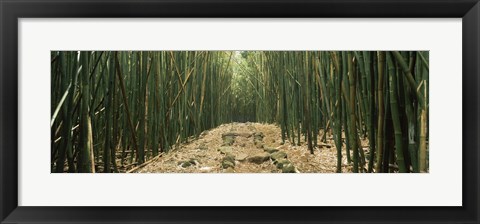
[136, 122, 356, 173]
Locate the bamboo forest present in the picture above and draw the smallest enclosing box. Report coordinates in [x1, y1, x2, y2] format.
[51, 51, 429, 173]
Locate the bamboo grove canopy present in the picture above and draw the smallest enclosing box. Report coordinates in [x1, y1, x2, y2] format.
[51, 51, 428, 173]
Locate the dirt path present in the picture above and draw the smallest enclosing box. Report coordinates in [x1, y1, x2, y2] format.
[136, 122, 356, 173]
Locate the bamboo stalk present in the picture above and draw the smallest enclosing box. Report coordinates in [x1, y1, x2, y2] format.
[375, 51, 385, 172]
[386, 53, 407, 172]
[347, 52, 359, 173]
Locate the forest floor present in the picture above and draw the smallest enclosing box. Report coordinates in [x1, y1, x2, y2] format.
[135, 122, 368, 173]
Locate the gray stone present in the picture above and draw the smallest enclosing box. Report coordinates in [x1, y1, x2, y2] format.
[247, 152, 270, 164]
[189, 158, 199, 165]
[222, 132, 253, 138]
[253, 132, 264, 147]
[282, 163, 296, 173]
[264, 147, 279, 154]
[275, 159, 290, 169]
[222, 132, 237, 137]
[222, 136, 235, 146]
[236, 153, 248, 161]
[271, 151, 287, 162]
[179, 161, 192, 168]
[223, 154, 236, 164]
[200, 130, 209, 137]
[217, 146, 233, 155]
[221, 154, 236, 169]
[222, 160, 235, 169]
[225, 167, 235, 173]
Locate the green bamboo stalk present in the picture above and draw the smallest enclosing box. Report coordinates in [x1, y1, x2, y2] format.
[418, 51, 429, 172]
[365, 51, 376, 173]
[331, 51, 343, 172]
[404, 70, 418, 172]
[115, 52, 140, 162]
[103, 53, 114, 173]
[78, 51, 95, 173]
[55, 52, 80, 172]
[386, 53, 407, 172]
[392, 51, 425, 107]
[347, 52, 359, 173]
[375, 51, 385, 172]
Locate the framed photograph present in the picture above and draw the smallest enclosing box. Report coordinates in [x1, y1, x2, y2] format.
[1, 0, 479, 223]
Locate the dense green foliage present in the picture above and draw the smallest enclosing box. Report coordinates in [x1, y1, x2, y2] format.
[51, 51, 235, 172]
[51, 51, 429, 173]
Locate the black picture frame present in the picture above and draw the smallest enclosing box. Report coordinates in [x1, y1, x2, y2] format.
[1, 0, 479, 223]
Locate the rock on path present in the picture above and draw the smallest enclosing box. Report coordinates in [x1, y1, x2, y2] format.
[136, 122, 355, 173]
